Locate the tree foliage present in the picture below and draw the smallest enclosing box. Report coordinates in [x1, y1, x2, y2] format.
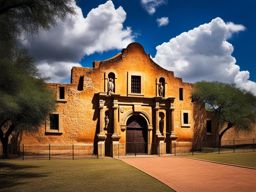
[0, 0, 74, 58]
[0, 0, 74, 158]
[192, 81, 256, 143]
[0, 52, 56, 158]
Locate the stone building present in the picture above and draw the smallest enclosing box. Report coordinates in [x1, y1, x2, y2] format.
[20, 42, 256, 157]
[20, 43, 194, 157]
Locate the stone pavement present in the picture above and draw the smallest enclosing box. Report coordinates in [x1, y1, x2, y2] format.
[122, 156, 256, 192]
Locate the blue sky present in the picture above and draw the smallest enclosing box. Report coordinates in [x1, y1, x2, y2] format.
[21, 0, 256, 95]
[78, 0, 255, 81]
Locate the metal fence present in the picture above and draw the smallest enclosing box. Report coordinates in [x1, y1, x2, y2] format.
[175, 138, 256, 156]
[116, 139, 256, 157]
[3, 144, 96, 159]
[1, 139, 255, 159]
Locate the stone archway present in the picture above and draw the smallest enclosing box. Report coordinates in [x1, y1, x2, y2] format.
[126, 114, 148, 154]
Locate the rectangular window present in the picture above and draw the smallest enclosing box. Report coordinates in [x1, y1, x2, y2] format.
[131, 75, 141, 93]
[50, 114, 59, 130]
[183, 112, 189, 124]
[206, 120, 212, 134]
[78, 76, 84, 91]
[179, 88, 183, 100]
[59, 87, 65, 99]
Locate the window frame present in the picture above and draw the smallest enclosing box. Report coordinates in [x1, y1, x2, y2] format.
[45, 113, 63, 134]
[49, 114, 59, 130]
[131, 75, 141, 94]
[127, 72, 144, 96]
[77, 76, 84, 91]
[179, 88, 184, 101]
[57, 85, 67, 102]
[206, 119, 212, 135]
[181, 110, 191, 127]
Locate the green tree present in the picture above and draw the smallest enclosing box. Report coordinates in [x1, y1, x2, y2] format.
[0, 0, 74, 158]
[0, 0, 74, 58]
[192, 81, 256, 145]
[0, 52, 55, 158]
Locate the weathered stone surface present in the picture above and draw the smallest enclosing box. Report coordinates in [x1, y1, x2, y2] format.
[19, 42, 256, 156]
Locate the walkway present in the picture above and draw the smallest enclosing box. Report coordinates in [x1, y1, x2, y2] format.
[122, 157, 256, 192]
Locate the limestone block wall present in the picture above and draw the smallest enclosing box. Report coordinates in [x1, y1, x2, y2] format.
[20, 42, 195, 155]
[94, 43, 194, 145]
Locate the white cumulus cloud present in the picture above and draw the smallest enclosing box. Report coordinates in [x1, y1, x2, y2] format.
[141, 0, 166, 15]
[21, 0, 133, 82]
[154, 17, 256, 95]
[157, 17, 169, 27]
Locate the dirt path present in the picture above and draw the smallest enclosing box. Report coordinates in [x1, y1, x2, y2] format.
[122, 157, 256, 192]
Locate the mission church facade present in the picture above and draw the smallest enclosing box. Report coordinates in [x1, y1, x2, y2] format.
[20, 42, 255, 157]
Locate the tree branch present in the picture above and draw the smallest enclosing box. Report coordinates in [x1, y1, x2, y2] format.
[0, 119, 9, 128]
[5, 122, 16, 139]
[0, 127, 4, 142]
[219, 122, 233, 139]
[0, 1, 32, 15]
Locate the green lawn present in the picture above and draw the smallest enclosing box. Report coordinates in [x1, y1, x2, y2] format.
[191, 152, 256, 168]
[0, 158, 174, 192]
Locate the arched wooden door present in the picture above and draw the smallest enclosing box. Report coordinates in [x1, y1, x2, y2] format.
[126, 115, 148, 154]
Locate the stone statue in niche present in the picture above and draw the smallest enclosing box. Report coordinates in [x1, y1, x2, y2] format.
[107, 78, 114, 95]
[104, 114, 109, 130]
[159, 113, 164, 135]
[158, 82, 164, 97]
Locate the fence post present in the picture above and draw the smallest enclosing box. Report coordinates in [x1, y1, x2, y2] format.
[22, 144, 25, 160]
[218, 144, 220, 154]
[135, 143, 136, 157]
[72, 144, 74, 160]
[253, 139, 255, 152]
[174, 141, 176, 156]
[233, 139, 235, 153]
[192, 147, 194, 156]
[118, 143, 119, 159]
[49, 144, 51, 160]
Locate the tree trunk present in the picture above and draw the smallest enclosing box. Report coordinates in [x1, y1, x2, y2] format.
[218, 122, 233, 147]
[0, 121, 15, 159]
[1, 138, 8, 159]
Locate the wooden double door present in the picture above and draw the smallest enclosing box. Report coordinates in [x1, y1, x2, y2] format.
[126, 115, 148, 154]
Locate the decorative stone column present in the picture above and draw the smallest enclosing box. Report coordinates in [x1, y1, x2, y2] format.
[155, 103, 160, 136]
[156, 78, 159, 97]
[162, 112, 166, 137]
[112, 99, 120, 157]
[155, 102, 165, 155]
[170, 106, 176, 138]
[104, 73, 108, 93]
[170, 104, 177, 154]
[97, 99, 106, 157]
[148, 125, 153, 155]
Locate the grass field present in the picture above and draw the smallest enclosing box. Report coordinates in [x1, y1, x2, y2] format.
[191, 152, 256, 168]
[0, 158, 174, 192]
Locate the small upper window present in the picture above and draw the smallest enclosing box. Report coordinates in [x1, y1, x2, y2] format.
[59, 87, 65, 99]
[78, 76, 84, 91]
[183, 112, 189, 124]
[206, 120, 212, 134]
[50, 114, 59, 130]
[179, 88, 183, 101]
[131, 75, 141, 93]
[181, 111, 190, 127]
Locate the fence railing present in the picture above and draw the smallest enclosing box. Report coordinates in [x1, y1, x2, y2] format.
[3, 144, 96, 159]
[175, 138, 256, 156]
[116, 139, 256, 157]
[1, 139, 255, 159]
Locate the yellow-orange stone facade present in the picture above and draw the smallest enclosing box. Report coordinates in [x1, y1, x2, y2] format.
[21, 43, 256, 157]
